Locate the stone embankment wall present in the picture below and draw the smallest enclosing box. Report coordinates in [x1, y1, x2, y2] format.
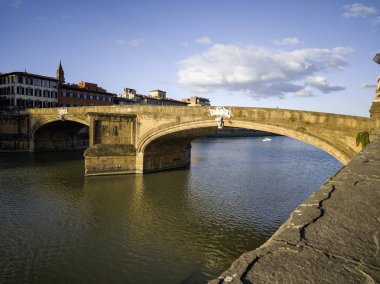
[210, 136, 380, 283]
[0, 111, 30, 151]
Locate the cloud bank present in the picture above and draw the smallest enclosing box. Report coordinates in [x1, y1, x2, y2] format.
[177, 44, 352, 99]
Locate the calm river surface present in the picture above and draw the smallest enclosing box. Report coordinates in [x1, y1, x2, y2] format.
[0, 136, 342, 283]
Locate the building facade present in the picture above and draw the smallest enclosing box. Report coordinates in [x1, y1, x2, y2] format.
[58, 81, 114, 107]
[115, 87, 188, 106]
[0, 72, 58, 110]
[143, 96, 188, 106]
[182, 96, 211, 106]
[56, 63, 115, 107]
[149, 89, 166, 99]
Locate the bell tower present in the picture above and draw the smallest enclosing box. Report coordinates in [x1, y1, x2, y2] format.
[56, 61, 65, 84]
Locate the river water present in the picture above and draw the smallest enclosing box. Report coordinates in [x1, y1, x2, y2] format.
[0, 136, 341, 283]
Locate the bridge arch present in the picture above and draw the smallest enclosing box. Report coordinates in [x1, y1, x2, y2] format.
[32, 118, 89, 151]
[31, 117, 90, 137]
[137, 119, 352, 166]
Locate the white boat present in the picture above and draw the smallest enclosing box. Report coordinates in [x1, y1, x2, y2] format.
[262, 138, 272, 142]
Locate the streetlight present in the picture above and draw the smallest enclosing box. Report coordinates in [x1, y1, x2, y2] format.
[373, 53, 380, 104]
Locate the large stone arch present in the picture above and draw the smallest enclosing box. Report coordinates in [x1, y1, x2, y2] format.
[137, 119, 352, 166]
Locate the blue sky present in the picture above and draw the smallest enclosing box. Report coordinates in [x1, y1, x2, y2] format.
[0, 0, 379, 116]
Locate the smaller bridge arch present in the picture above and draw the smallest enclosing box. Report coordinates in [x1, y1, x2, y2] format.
[32, 118, 90, 152]
[31, 116, 90, 137]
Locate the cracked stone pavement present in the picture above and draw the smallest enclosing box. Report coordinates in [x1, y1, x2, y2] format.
[210, 137, 380, 284]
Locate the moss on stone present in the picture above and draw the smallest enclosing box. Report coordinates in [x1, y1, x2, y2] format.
[356, 131, 370, 149]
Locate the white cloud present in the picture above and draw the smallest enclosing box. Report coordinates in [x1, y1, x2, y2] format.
[177, 44, 352, 99]
[274, 37, 301, 46]
[127, 38, 144, 47]
[306, 76, 345, 93]
[361, 83, 376, 88]
[0, 0, 22, 8]
[117, 38, 145, 46]
[294, 87, 315, 98]
[195, 36, 211, 45]
[343, 3, 377, 18]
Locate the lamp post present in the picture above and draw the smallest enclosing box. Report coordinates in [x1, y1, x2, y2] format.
[370, 53, 380, 135]
[373, 53, 380, 102]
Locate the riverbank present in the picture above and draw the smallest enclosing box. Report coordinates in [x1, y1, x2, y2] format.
[210, 136, 380, 283]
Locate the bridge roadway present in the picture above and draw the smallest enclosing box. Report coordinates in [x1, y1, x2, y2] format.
[210, 135, 380, 284]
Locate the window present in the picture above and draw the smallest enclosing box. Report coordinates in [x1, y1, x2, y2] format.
[89, 95, 93, 100]
[42, 80, 49, 87]
[50, 81, 57, 88]
[77, 93, 81, 99]
[34, 79, 42, 87]
[26, 77, 33, 85]
[69, 92, 73, 98]
[62, 92, 67, 97]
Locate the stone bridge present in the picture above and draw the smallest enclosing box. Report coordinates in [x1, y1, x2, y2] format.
[24, 101, 380, 176]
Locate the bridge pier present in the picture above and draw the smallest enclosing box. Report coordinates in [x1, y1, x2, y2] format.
[143, 143, 191, 173]
[84, 147, 140, 176]
[84, 112, 139, 176]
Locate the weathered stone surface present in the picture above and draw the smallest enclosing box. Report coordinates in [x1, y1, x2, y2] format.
[2, 105, 380, 175]
[210, 137, 380, 284]
[25, 106, 376, 165]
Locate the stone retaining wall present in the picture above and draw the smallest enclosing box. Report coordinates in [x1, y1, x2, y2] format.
[210, 137, 380, 283]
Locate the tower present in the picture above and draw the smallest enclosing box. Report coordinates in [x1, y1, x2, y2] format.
[56, 61, 65, 84]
